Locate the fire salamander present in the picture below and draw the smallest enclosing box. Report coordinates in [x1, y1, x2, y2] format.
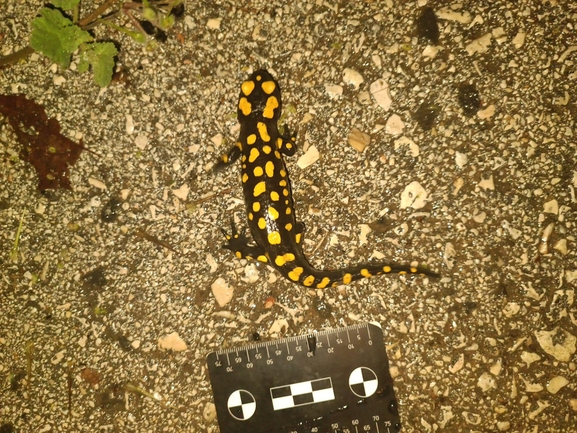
[216, 69, 439, 288]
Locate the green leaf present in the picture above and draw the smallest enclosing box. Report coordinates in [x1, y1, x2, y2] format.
[30, 8, 93, 68]
[51, 0, 81, 11]
[79, 42, 118, 87]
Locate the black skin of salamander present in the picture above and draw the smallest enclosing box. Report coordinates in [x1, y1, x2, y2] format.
[215, 69, 439, 288]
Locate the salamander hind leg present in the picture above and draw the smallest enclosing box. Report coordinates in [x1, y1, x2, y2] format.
[222, 220, 269, 263]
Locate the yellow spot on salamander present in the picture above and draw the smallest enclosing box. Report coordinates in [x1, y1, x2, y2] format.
[282, 189, 289, 196]
[295, 233, 302, 243]
[268, 207, 279, 220]
[263, 96, 279, 119]
[343, 273, 352, 284]
[248, 212, 253, 220]
[303, 275, 315, 286]
[238, 97, 251, 116]
[242, 80, 255, 96]
[252, 202, 260, 212]
[257, 122, 271, 142]
[265, 161, 274, 177]
[410, 267, 418, 273]
[254, 181, 266, 197]
[263, 145, 272, 154]
[285, 223, 292, 231]
[398, 271, 407, 275]
[254, 166, 263, 177]
[258, 218, 266, 229]
[361, 269, 371, 278]
[286, 207, 291, 215]
[288, 266, 303, 281]
[242, 173, 248, 183]
[257, 255, 268, 262]
[270, 191, 280, 201]
[280, 169, 286, 177]
[275, 255, 286, 266]
[274, 151, 281, 159]
[383, 266, 392, 273]
[276, 138, 283, 149]
[284, 253, 295, 262]
[279, 180, 287, 187]
[222, 154, 229, 163]
[268, 231, 281, 245]
[247, 134, 257, 145]
[261, 80, 276, 94]
[249, 148, 260, 163]
[316, 277, 331, 289]
[235, 251, 242, 259]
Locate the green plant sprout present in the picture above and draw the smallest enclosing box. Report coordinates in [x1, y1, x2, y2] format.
[0, 0, 183, 87]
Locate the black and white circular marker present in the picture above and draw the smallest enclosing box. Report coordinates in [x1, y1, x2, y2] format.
[349, 366, 378, 398]
[227, 389, 256, 420]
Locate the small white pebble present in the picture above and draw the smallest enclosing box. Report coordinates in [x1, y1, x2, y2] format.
[448, 353, 464, 373]
[88, 177, 107, 191]
[206, 17, 222, 29]
[478, 175, 495, 190]
[543, 199, 559, 214]
[211, 133, 223, 147]
[206, 254, 218, 273]
[370, 79, 392, 111]
[342, 68, 364, 89]
[158, 332, 187, 351]
[477, 372, 496, 392]
[135, 135, 148, 149]
[324, 83, 343, 98]
[211, 277, 234, 307]
[437, 7, 472, 24]
[465, 33, 493, 55]
[477, 104, 495, 119]
[512, 31, 526, 49]
[385, 114, 404, 135]
[553, 239, 568, 255]
[203, 402, 217, 422]
[455, 151, 468, 167]
[400, 181, 428, 210]
[172, 183, 190, 200]
[297, 145, 319, 169]
[520, 351, 541, 367]
[126, 114, 134, 134]
[546, 376, 569, 394]
[53, 75, 66, 86]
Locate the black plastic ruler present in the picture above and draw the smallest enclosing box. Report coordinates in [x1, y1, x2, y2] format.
[206, 322, 401, 433]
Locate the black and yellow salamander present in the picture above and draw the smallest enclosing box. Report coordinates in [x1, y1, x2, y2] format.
[216, 69, 439, 288]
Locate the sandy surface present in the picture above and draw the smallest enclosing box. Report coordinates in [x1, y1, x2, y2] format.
[1, 1, 576, 432]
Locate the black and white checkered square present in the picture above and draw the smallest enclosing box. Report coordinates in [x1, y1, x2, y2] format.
[270, 377, 334, 411]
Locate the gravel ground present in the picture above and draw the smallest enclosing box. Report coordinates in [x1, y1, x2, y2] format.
[1, 1, 576, 432]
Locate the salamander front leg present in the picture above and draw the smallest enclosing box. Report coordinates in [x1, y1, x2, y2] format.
[222, 220, 269, 263]
[213, 141, 242, 172]
[277, 125, 297, 156]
